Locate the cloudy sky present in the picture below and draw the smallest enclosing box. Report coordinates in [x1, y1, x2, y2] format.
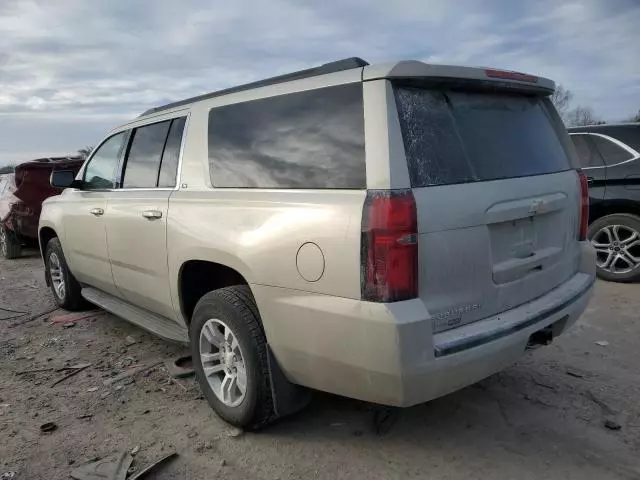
[1, 0, 639, 166]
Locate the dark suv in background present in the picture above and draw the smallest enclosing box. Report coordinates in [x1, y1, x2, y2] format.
[569, 123, 640, 282]
[0, 157, 83, 259]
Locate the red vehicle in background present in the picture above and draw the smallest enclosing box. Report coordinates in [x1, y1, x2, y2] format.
[0, 157, 84, 259]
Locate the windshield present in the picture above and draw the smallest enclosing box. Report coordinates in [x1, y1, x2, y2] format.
[394, 86, 572, 187]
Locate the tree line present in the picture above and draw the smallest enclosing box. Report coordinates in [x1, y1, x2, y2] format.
[551, 84, 640, 126]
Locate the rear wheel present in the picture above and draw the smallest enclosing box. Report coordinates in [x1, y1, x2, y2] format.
[588, 213, 640, 282]
[45, 238, 87, 310]
[190, 286, 274, 429]
[0, 225, 22, 259]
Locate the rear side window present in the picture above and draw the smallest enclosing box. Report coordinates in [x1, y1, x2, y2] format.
[123, 121, 171, 188]
[571, 135, 605, 168]
[121, 117, 186, 189]
[208, 84, 366, 189]
[394, 87, 571, 187]
[590, 136, 633, 165]
[158, 117, 186, 188]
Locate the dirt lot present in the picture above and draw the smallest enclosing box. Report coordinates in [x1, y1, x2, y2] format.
[1, 251, 639, 480]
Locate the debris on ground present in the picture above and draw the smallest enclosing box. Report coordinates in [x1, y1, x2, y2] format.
[104, 362, 162, 386]
[50, 311, 100, 325]
[124, 335, 138, 346]
[128, 452, 177, 480]
[226, 427, 244, 438]
[70, 451, 132, 480]
[595, 340, 610, 347]
[62, 322, 76, 328]
[50, 362, 92, 387]
[39, 422, 57, 434]
[195, 441, 214, 453]
[77, 414, 93, 420]
[8, 306, 59, 328]
[165, 354, 195, 378]
[87, 387, 99, 392]
[585, 390, 616, 416]
[130, 445, 140, 455]
[565, 368, 585, 378]
[0, 472, 17, 480]
[219, 459, 227, 467]
[604, 418, 622, 430]
[15, 367, 54, 375]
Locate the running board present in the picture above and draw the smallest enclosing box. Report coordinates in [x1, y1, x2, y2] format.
[81, 287, 189, 344]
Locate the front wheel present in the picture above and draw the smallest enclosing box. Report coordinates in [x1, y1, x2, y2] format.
[45, 238, 87, 310]
[588, 213, 640, 282]
[190, 286, 274, 429]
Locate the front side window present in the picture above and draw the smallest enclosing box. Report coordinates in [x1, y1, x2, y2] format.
[207, 84, 366, 189]
[83, 132, 127, 190]
[590, 136, 633, 165]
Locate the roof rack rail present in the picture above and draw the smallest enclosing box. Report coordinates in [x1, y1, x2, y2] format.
[139, 57, 369, 117]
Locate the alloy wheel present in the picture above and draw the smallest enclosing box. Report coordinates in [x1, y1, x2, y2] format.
[199, 318, 247, 407]
[49, 252, 66, 300]
[591, 224, 640, 274]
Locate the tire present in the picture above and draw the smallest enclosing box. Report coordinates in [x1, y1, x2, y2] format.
[44, 237, 87, 310]
[588, 213, 640, 283]
[0, 225, 22, 259]
[190, 286, 274, 429]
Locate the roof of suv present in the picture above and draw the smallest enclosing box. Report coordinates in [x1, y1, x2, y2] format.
[138, 57, 555, 119]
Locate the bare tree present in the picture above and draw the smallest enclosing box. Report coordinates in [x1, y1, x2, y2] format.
[77, 146, 94, 159]
[627, 109, 640, 122]
[566, 106, 605, 127]
[550, 84, 573, 119]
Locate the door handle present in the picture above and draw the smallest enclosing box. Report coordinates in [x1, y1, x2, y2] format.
[142, 209, 163, 220]
[89, 208, 104, 216]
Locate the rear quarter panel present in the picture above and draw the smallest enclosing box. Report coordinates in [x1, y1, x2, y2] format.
[167, 189, 366, 315]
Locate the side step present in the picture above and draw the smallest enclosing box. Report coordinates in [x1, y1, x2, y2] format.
[81, 287, 189, 344]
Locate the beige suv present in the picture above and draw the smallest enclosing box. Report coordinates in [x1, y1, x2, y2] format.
[40, 57, 596, 429]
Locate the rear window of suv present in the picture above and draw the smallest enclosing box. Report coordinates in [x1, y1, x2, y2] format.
[393, 87, 571, 187]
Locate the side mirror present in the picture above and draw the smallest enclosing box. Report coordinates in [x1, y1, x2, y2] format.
[50, 170, 80, 189]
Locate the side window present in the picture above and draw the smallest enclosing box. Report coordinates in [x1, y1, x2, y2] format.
[207, 84, 366, 189]
[83, 132, 127, 190]
[590, 136, 634, 165]
[158, 117, 186, 188]
[122, 121, 171, 188]
[571, 135, 604, 168]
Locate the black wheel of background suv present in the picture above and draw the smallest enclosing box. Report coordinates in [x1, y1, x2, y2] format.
[190, 286, 274, 430]
[0, 225, 22, 259]
[44, 237, 87, 310]
[588, 213, 640, 283]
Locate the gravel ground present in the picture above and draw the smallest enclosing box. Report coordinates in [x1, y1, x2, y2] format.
[1, 251, 639, 479]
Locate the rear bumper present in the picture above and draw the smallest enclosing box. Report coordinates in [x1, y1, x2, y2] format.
[253, 242, 596, 407]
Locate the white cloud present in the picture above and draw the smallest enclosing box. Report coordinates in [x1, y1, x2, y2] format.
[0, 0, 638, 166]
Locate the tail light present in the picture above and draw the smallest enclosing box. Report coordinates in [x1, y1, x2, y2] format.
[578, 171, 589, 241]
[361, 189, 418, 302]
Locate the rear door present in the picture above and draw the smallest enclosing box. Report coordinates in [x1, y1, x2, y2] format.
[392, 86, 580, 332]
[105, 116, 186, 319]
